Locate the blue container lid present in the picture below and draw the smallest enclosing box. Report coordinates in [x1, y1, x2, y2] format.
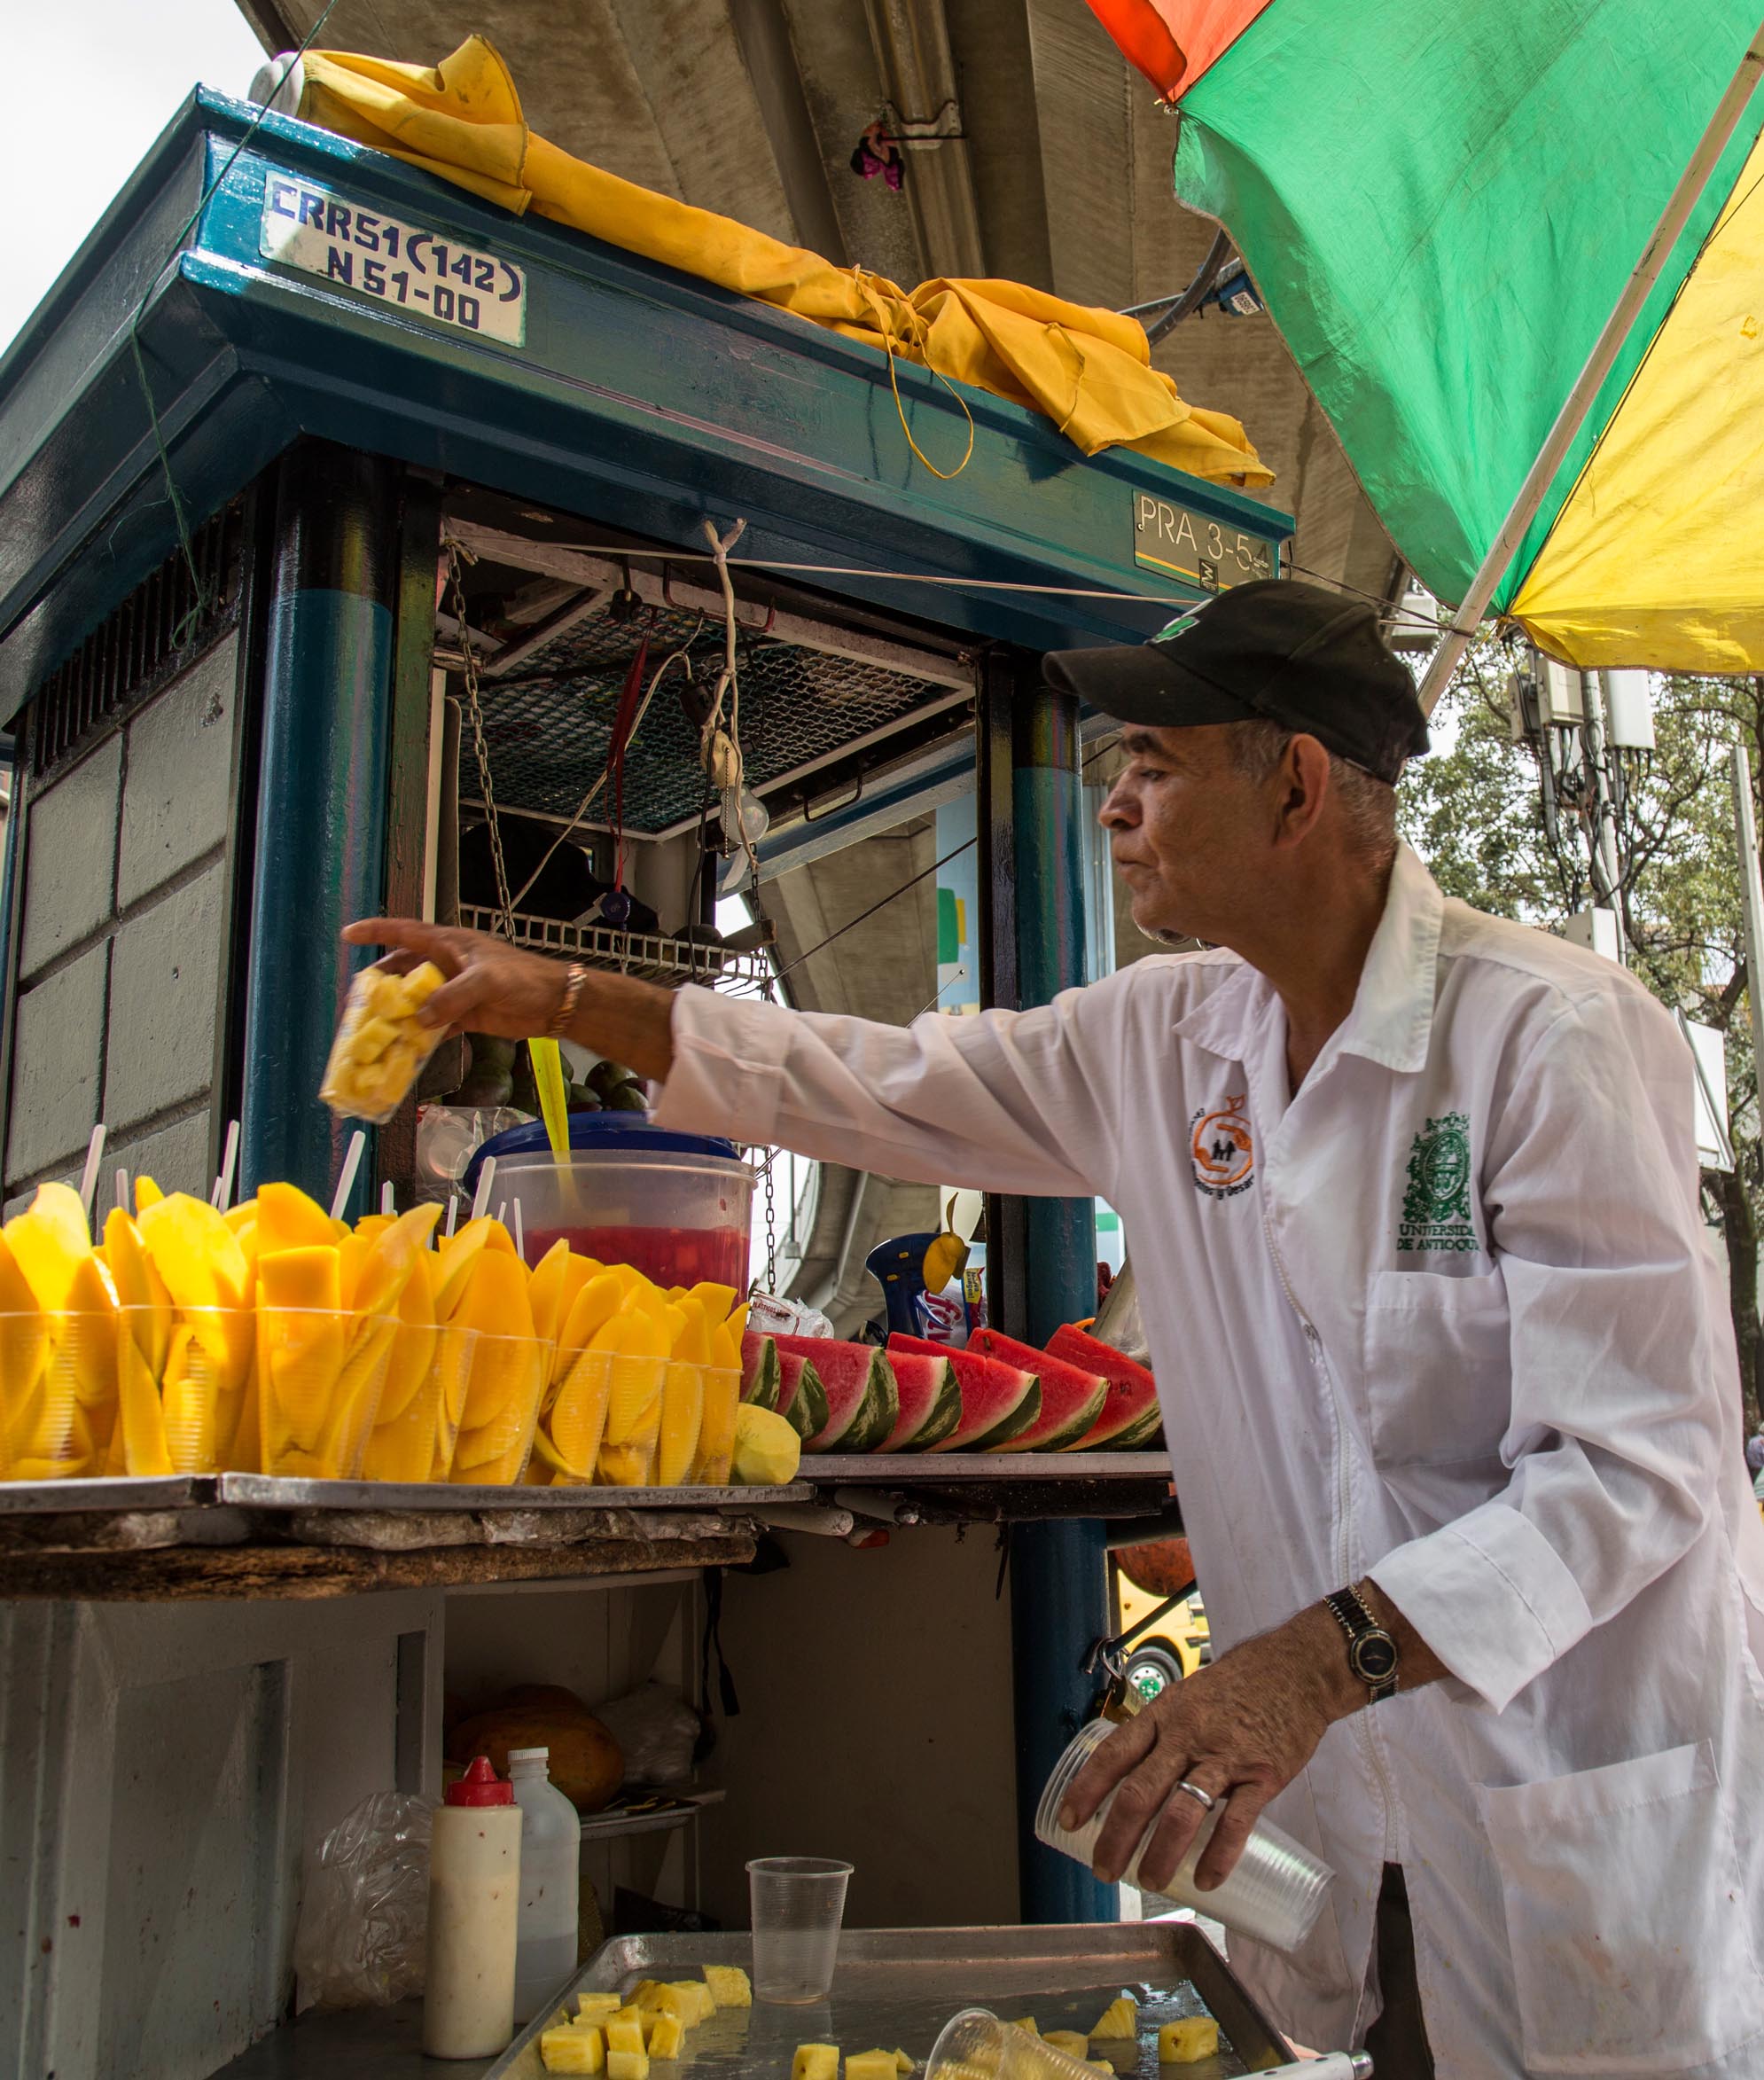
[462, 1110, 742, 1192]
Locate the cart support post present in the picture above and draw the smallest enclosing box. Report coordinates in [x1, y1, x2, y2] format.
[981, 651, 1112, 1923]
[239, 442, 401, 1214]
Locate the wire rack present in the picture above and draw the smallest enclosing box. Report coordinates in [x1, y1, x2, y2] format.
[457, 904, 773, 990]
[469, 602, 949, 833]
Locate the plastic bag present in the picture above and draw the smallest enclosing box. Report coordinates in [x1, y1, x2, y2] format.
[293, 1791, 432, 2009]
[593, 1684, 703, 1787]
[746, 1293, 836, 1341]
[320, 961, 449, 1124]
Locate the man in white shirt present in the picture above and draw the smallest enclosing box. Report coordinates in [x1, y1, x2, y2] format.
[351, 581, 1764, 2077]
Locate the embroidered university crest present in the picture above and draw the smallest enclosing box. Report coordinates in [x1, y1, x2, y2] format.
[1398, 1112, 1476, 1254]
[1190, 1093, 1255, 1200]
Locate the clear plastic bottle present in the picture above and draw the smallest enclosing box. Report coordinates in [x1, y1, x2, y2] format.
[507, 1747, 581, 2021]
[424, 1755, 521, 2060]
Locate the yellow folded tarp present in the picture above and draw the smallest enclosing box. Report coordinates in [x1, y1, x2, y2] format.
[298, 36, 1271, 489]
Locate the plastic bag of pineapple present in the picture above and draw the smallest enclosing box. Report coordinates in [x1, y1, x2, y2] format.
[321, 960, 449, 1123]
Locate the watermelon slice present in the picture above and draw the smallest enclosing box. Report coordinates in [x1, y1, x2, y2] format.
[1046, 1324, 1163, 1451]
[888, 1333, 1042, 1451]
[767, 1334, 899, 1452]
[967, 1328, 1108, 1451]
[741, 1331, 781, 1411]
[777, 1349, 831, 1443]
[877, 1349, 964, 1452]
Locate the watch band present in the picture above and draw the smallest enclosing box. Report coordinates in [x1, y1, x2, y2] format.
[546, 961, 590, 1038]
[1323, 1585, 1400, 1702]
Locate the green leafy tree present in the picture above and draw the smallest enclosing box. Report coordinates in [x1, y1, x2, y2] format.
[1401, 644, 1764, 1434]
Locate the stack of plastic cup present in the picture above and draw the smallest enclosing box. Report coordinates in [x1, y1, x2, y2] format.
[746, 1857, 852, 2003]
[1034, 1719, 1333, 1952]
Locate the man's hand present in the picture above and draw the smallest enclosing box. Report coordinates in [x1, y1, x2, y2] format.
[342, 918, 676, 1077]
[1061, 1604, 1353, 1893]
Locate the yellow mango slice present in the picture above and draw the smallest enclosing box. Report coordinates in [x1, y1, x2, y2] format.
[432, 1216, 520, 1318]
[6, 1208, 88, 1310]
[115, 1332, 172, 1476]
[689, 1367, 739, 1486]
[374, 1252, 439, 1427]
[257, 1247, 345, 1457]
[527, 1239, 574, 1352]
[320, 1314, 399, 1476]
[28, 1182, 92, 1260]
[256, 1181, 339, 1257]
[0, 1231, 49, 1425]
[160, 1328, 226, 1474]
[350, 1203, 442, 1324]
[556, 1271, 626, 1377]
[690, 1282, 738, 1325]
[105, 1211, 171, 1372]
[656, 1361, 704, 1487]
[134, 1177, 164, 1212]
[596, 1439, 654, 1487]
[222, 1199, 258, 1234]
[543, 1346, 613, 1481]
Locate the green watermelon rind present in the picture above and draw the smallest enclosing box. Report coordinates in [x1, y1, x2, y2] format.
[1093, 1402, 1163, 1451]
[973, 1374, 1042, 1451]
[786, 1341, 898, 1453]
[781, 1357, 830, 1442]
[878, 1351, 964, 1452]
[740, 1333, 781, 1413]
[969, 1329, 1110, 1451]
[889, 1334, 1040, 1451]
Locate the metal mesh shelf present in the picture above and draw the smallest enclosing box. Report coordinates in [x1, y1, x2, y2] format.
[458, 594, 964, 834]
[457, 904, 773, 990]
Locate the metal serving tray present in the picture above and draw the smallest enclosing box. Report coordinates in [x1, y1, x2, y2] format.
[488, 1924, 1293, 2079]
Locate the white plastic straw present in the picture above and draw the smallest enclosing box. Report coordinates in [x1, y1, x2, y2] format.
[113, 1168, 129, 1217]
[495, 1200, 506, 1228]
[444, 1193, 460, 1239]
[513, 1200, 524, 1258]
[471, 1156, 496, 1224]
[330, 1130, 367, 1222]
[211, 1120, 240, 1212]
[381, 1180, 395, 1216]
[78, 1125, 106, 1221]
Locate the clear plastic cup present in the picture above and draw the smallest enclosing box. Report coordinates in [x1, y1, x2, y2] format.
[448, 1333, 548, 1487]
[256, 1307, 400, 1480]
[928, 2010, 1095, 2080]
[116, 1302, 253, 1475]
[746, 1856, 852, 2003]
[1, 1307, 119, 1480]
[1035, 1718, 1333, 1952]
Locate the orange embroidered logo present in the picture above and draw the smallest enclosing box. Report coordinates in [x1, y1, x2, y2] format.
[1190, 1093, 1255, 1200]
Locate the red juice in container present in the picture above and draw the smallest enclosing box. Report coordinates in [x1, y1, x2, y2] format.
[466, 1116, 753, 1289]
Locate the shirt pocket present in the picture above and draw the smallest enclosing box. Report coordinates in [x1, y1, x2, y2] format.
[1479, 1741, 1764, 2072]
[1362, 1266, 1510, 1471]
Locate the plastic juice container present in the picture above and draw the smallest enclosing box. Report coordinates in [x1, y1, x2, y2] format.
[508, 1747, 581, 2021]
[425, 1756, 522, 2059]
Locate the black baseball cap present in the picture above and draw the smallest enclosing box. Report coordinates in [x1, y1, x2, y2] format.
[1044, 578, 1428, 785]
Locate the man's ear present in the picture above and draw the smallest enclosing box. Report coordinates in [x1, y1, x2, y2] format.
[1271, 734, 1333, 849]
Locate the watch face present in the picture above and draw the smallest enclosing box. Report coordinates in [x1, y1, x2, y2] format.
[1353, 1631, 1398, 1682]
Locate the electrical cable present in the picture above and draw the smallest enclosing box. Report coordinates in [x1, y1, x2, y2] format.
[767, 835, 978, 989]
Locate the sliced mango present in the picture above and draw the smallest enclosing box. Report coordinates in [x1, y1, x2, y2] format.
[655, 1361, 704, 1487]
[544, 1346, 613, 1481]
[256, 1181, 339, 1257]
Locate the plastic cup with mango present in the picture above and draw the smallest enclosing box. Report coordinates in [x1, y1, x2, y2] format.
[320, 960, 449, 1124]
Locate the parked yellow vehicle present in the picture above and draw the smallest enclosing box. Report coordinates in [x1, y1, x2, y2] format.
[1114, 1564, 1212, 1703]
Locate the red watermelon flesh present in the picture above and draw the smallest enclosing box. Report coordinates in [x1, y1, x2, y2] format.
[768, 1335, 899, 1452]
[1046, 1324, 1162, 1450]
[967, 1329, 1108, 1451]
[775, 1349, 831, 1442]
[887, 1333, 1042, 1451]
[878, 1349, 964, 1452]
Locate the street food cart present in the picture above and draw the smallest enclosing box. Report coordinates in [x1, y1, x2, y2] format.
[0, 84, 1292, 2077]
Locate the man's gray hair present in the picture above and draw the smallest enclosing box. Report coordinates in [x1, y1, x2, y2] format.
[1227, 719, 1398, 866]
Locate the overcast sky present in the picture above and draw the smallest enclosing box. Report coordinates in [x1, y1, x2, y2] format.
[2, 0, 267, 356]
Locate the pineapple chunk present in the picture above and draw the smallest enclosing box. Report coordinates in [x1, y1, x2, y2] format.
[668, 1980, 718, 2025]
[848, 2054, 899, 2080]
[1004, 2020, 1040, 2037]
[609, 2053, 652, 2080]
[649, 2013, 687, 2060]
[607, 2010, 649, 2056]
[793, 2046, 841, 2080]
[702, 1964, 753, 2010]
[580, 1995, 624, 2024]
[1090, 2065, 1117, 2075]
[1043, 2034, 1090, 2061]
[1156, 2020, 1219, 2066]
[633, 1982, 671, 2014]
[1089, 1999, 1137, 2041]
[544, 2028, 607, 2075]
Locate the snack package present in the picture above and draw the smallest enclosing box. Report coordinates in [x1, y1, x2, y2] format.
[320, 962, 449, 1124]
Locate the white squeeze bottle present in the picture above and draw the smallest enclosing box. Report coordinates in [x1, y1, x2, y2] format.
[425, 1755, 522, 2060]
[508, 1746, 581, 2021]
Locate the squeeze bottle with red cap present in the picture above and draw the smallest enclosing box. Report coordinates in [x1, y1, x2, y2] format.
[424, 1756, 522, 2059]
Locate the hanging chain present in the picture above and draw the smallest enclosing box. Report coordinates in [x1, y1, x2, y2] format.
[762, 1148, 778, 1294]
[444, 535, 517, 942]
